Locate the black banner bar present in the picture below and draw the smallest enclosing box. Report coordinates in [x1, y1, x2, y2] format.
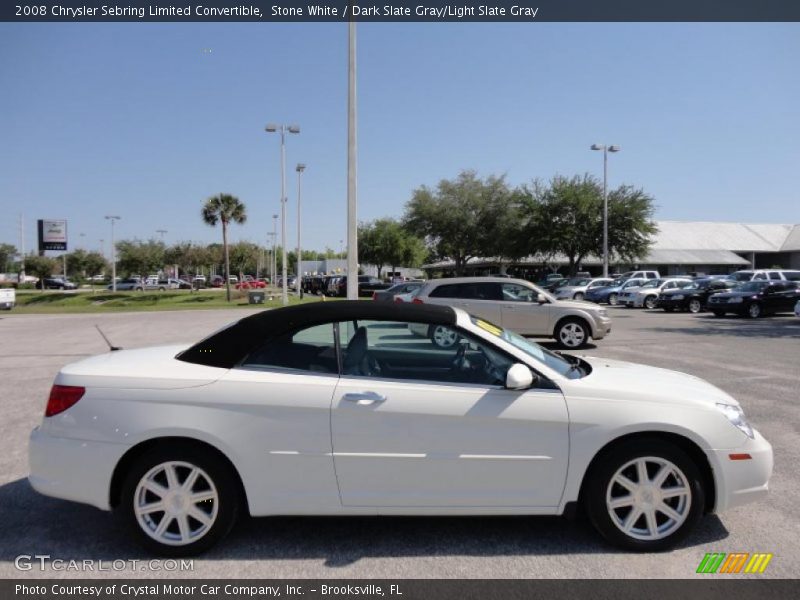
[3, 1, 800, 22]
[4, 580, 800, 600]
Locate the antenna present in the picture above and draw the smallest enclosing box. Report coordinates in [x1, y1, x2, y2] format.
[95, 325, 122, 351]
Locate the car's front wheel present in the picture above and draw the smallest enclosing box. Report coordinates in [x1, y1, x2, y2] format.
[584, 440, 704, 551]
[644, 296, 658, 310]
[555, 318, 589, 349]
[688, 299, 702, 314]
[573, 292, 584, 301]
[608, 293, 619, 306]
[747, 303, 762, 319]
[120, 444, 240, 556]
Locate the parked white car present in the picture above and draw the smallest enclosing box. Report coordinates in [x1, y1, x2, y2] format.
[410, 277, 612, 349]
[28, 301, 772, 556]
[554, 277, 614, 301]
[619, 278, 694, 309]
[0, 287, 15, 310]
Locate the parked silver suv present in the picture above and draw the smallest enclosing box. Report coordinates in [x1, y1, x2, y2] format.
[411, 277, 612, 349]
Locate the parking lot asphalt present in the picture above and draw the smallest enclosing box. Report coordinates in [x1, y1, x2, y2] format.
[0, 305, 798, 579]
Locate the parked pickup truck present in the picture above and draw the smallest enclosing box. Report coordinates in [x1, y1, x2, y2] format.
[0, 288, 15, 310]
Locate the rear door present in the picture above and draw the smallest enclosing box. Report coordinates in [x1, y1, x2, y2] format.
[427, 282, 503, 324]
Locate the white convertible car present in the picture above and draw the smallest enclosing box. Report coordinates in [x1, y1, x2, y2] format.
[29, 302, 772, 555]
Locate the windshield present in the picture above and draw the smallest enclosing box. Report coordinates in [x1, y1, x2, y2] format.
[736, 281, 768, 292]
[470, 316, 583, 379]
[730, 272, 754, 281]
[640, 280, 660, 289]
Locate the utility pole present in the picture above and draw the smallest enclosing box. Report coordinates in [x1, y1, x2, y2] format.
[18, 214, 26, 282]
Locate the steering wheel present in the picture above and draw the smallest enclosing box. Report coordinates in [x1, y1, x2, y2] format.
[451, 342, 468, 372]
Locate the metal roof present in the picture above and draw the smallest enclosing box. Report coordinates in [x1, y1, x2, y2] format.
[652, 221, 794, 252]
[780, 225, 800, 252]
[639, 249, 750, 265]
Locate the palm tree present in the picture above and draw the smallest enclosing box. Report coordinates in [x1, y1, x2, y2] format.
[201, 194, 247, 302]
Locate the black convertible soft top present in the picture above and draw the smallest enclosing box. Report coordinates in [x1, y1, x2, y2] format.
[177, 300, 457, 369]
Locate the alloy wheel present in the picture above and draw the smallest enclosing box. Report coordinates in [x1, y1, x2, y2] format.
[644, 296, 657, 310]
[605, 456, 692, 542]
[748, 303, 761, 318]
[608, 293, 618, 306]
[431, 326, 459, 348]
[133, 461, 219, 547]
[558, 321, 586, 348]
[688, 299, 702, 313]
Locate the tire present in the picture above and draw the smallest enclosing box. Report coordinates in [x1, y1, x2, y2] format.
[429, 325, 460, 349]
[644, 296, 658, 310]
[713, 311, 725, 318]
[688, 299, 702, 314]
[555, 317, 590, 349]
[573, 292, 584, 301]
[158, 286, 166, 292]
[584, 439, 705, 552]
[747, 303, 761, 319]
[120, 444, 240, 556]
[608, 293, 619, 306]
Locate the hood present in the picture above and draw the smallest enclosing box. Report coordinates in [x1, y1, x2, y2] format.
[552, 298, 605, 311]
[55, 344, 227, 389]
[560, 356, 737, 409]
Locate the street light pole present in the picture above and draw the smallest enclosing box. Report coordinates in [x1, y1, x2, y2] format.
[346, 21, 359, 300]
[295, 163, 306, 298]
[104, 216, 121, 292]
[590, 144, 620, 277]
[265, 124, 300, 305]
[271, 214, 278, 287]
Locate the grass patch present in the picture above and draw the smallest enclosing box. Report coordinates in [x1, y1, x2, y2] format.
[11, 290, 323, 313]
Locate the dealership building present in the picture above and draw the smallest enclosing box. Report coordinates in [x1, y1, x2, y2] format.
[422, 220, 800, 277]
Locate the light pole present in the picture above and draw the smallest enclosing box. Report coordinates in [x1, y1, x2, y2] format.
[265, 123, 300, 305]
[346, 22, 359, 299]
[271, 214, 278, 287]
[104, 216, 121, 292]
[590, 144, 620, 277]
[295, 163, 306, 298]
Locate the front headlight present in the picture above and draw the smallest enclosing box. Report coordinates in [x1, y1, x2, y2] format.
[716, 403, 754, 438]
[597, 309, 608, 317]
[672, 294, 684, 300]
[730, 296, 743, 303]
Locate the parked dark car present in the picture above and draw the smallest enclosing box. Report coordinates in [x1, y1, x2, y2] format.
[658, 278, 738, 313]
[43, 278, 77, 290]
[334, 275, 392, 297]
[372, 281, 424, 301]
[707, 280, 800, 318]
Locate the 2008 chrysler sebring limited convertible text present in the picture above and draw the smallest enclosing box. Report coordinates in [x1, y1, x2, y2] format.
[29, 302, 772, 555]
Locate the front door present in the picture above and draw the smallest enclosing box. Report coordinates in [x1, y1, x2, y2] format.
[331, 320, 570, 508]
[499, 282, 551, 335]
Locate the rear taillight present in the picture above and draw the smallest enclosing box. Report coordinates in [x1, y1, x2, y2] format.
[45, 385, 85, 417]
[412, 297, 424, 304]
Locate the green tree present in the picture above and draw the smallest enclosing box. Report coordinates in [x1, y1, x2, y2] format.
[24, 254, 58, 291]
[515, 174, 657, 275]
[0, 243, 17, 272]
[201, 193, 247, 302]
[116, 239, 166, 278]
[228, 241, 261, 277]
[359, 218, 429, 278]
[404, 171, 519, 275]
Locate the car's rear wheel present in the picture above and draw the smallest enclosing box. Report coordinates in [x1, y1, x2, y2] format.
[584, 440, 704, 551]
[429, 325, 459, 349]
[747, 303, 762, 319]
[644, 296, 658, 310]
[573, 292, 584, 301]
[555, 318, 589, 349]
[608, 293, 619, 306]
[688, 299, 702, 313]
[120, 445, 240, 556]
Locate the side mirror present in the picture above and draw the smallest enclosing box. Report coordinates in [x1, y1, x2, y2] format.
[536, 293, 547, 304]
[506, 363, 535, 390]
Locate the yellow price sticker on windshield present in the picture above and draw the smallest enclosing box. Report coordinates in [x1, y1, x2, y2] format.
[474, 319, 503, 337]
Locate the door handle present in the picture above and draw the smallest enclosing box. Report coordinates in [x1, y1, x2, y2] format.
[342, 391, 387, 405]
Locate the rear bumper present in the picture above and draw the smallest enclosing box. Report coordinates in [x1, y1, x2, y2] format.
[28, 426, 129, 511]
[708, 429, 773, 513]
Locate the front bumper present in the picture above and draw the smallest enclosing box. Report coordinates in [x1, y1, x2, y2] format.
[591, 316, 612, 340]
[28, 426, 129, 511]
[708, 429, 773, 513]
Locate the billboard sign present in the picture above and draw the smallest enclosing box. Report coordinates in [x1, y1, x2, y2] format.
[38, 219, 68, 251]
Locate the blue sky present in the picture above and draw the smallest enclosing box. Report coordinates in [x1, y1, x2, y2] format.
[1, 22, 798, 254]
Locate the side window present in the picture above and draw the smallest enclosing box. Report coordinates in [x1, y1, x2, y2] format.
[754, 272, 767, 280]
[768, 271, 782, 280]
[338, 320, 512, 387]
[502, 283, 535, 302]
[429, 284, 462, 298]
[240, 323, 337, 374]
